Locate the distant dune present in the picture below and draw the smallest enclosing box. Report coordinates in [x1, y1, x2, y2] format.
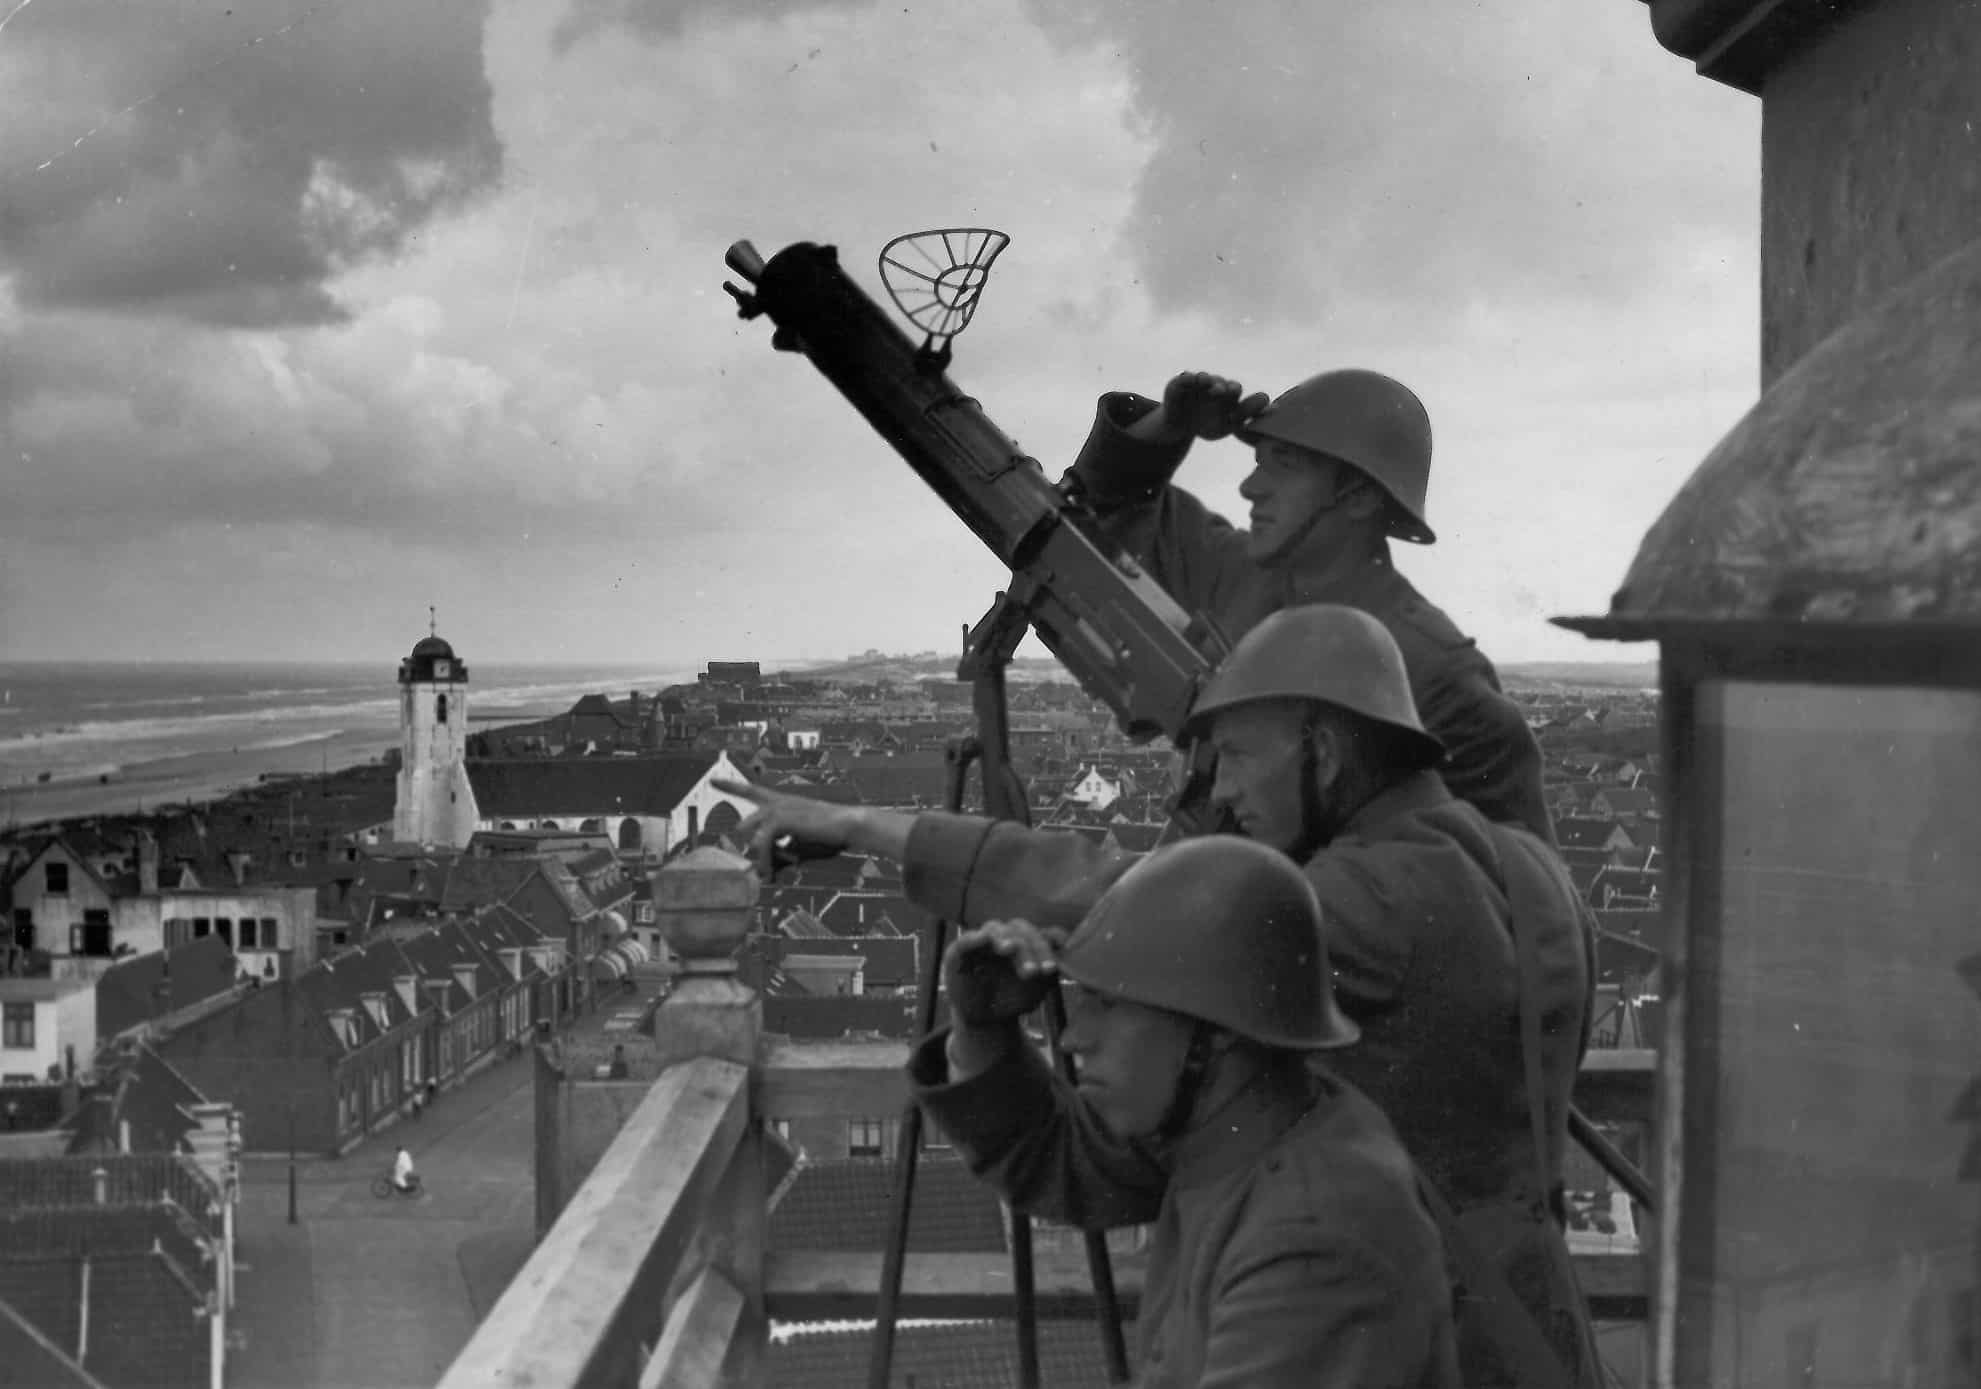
[787, 651, 1657, 692]
[1500, 661, 1659, 690]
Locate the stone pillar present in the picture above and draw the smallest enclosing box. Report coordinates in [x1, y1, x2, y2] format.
[1756, 0, 1981, 382]
[649, 845, 765, 1385]
[650, 846, 761, 1070]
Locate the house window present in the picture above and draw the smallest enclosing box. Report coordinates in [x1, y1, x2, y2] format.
[215, 918, 233, 947]
[80, 911, 111, 957]
[635, 902, 655, 924]
[1, 1004, 32, 1049]
[846, 1117, 897, 1159]
[260, 917, 279, 949]
[10, 910, 32, 953]
[238, 919, 257, 949]
[43, 863, 68, 896]
[193, 918, 211, 938]
[436, 694, 449, 724]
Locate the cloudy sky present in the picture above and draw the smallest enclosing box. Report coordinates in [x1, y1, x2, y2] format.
[0, 0, 1757, 668]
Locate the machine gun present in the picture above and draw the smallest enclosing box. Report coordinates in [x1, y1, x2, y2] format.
[722, 234, 1230, 834]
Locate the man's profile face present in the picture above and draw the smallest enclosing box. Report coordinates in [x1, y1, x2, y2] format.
[1237, 441, 1361, 563]
[1207, 702, 1310, 855]
[1060, 984, 1197, 1139]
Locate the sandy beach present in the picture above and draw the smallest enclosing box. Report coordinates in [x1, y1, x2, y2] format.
[1, 726, 405, 828]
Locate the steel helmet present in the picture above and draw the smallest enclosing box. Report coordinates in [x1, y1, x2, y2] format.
[1238, 369, 1436, 543]
[1184, 604, 1446, 770]
[1056, 837, 1359, 1051]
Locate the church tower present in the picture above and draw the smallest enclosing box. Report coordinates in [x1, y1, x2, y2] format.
[392, 628, 477, 847]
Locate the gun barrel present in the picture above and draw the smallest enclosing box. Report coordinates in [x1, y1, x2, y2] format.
[724, 240, 766, 283]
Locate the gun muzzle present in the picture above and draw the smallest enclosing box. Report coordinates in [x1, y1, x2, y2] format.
[724, 240, 766, 284]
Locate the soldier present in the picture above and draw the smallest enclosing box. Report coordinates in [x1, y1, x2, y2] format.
[1063, 368, 1551, 840]
[917, 835, 1459, 1388]
[717, 604, 1600, 1388]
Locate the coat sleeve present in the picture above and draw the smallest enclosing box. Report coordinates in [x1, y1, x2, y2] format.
[902, 813, 1141, 929]
[1061, 392, 1257, 626]
[1199, 1237, 1457, 1389]
[906, 1029, 1168, 1231]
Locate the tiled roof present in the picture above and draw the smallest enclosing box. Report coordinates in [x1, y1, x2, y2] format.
[37, 1252, 212, 1389]
[95, 936, 241, 1041]
[768, 1157, 1007, 1253]
[1104, 823, 1165, 853]
[770, 776, 865, 806]
[769, 1318, 1120, 1389]
[465, 753, 720, 817]
[0, 1155, 217, 1222]
[755, 934, 918, 990]
[437, 857, 540, 912]
[0, 1293, 107, 1389]
[0, 1204, 212, 1273]
[838, 762, 964, 809]
[69, 1044, 209, 1157]
[1553, 816, 1631, 850]
[815, 893, 919, 937]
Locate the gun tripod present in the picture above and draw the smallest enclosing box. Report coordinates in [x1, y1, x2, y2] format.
[867, 590, 1132, 1389]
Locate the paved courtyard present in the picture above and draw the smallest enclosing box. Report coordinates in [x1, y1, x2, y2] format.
[227, 1052, 543, 1389]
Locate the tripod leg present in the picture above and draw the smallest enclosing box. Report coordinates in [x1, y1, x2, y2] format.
[870, 738, 979, 1389]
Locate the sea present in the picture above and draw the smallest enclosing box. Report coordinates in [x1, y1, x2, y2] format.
[0, 660, 708, 829]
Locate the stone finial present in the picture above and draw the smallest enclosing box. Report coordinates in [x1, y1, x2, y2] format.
[653, 846, 759, 975]
[649, 846, 762, 1070]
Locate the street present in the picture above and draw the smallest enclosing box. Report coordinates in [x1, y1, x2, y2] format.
[227, 1053, 540, 1389]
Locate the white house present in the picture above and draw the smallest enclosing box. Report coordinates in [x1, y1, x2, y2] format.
[0, 976, 96, 1085]
[1065, 764, 1128, 812]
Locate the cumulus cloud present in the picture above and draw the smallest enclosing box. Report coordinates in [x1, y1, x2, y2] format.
[1015, 0, 1755, 335]
[0, 0, 502, 326]
[0, 0, 1760, 663]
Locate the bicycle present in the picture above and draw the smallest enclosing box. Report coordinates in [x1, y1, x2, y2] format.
[371, 1171, 424, 1199]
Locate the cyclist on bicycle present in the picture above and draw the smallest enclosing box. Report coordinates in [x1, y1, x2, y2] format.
[393, 1145, 418, 1193]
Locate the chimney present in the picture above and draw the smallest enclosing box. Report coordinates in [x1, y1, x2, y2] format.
[135, 831, 159, 896]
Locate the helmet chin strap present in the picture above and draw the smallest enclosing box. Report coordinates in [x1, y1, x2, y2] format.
[1288, 719, 1330, 863]
[1155, 1021, 1218, 1143]
[1254, 462, 1384, 568]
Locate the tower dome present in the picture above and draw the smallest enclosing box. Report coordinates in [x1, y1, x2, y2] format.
[400, 634, 467, 685]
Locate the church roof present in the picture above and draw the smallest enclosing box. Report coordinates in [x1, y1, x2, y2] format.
[465, 753, 722, 817]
